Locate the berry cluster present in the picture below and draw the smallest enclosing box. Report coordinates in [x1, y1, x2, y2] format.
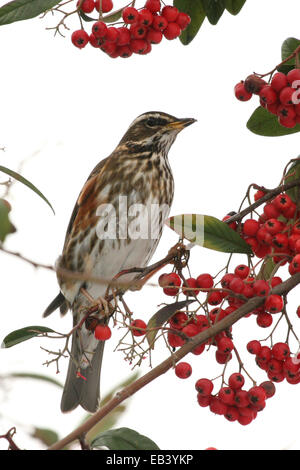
[71, 0, 191, 58]
[195, 374, 275, 425]
[234, 69, 300, 128]
[155, 178, 300, 424]
[247, 340, 300, 384]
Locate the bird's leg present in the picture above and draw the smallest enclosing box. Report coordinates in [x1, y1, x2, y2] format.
[80, 287, 110, 316]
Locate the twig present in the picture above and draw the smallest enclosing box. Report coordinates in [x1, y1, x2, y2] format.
[47, 272, 300, 450]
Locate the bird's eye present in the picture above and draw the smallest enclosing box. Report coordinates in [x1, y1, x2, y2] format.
[146, 117, 157, 127]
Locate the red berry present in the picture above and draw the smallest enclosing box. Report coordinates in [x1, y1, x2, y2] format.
[169, 311, 188, 330]
[259, 85, 277, 105]
[163, 22, 181, 40]
[130, 38, 148, 54]
[122, 6, 139, 24]
[161, 5, 179, 22]
[279, 116, 296, 128]
[71, 29, 89, 48]
[167, 332, 185, 348]
[264, 218, 283, 235]
[297, 306, 300, 318]
[238, 415, 253, 426]
[95, 0, 113, 13]
[248, 386, 266, 406]
[257, 312, 273, 328]
[215, 350, 232, 364]
[175, 362, 192, 379]
[274, 192, 293, 212]
[117, 27, 131, 45]
[209, 397, 227, 415]
[229, 276, 244, 293]
[219, 387, 235, 405]
[145, 0, 161, 13]
[234, 389, 250, 408]
[277, 104, 296, 120]
[267, 370, 285, 383]
[181, 323, 200, 338]
[287, 68, 300, 86]
[257, 346, 272, 363]
[89, 33, 100, 48]
[196, 273, 214, 289]
[243, 219, 260, 237]
[268, 358, 283, 374]
[146, 28, 163, 44]
[253, 280, 270, 297]
[264, 202, 281, 219]
[152, 15, 167, 31]
[77, 0, 95, 13]
[291, 254, 300, 272]
[94, 324, 112, 340]
[271, 276, 283, 288]
[234, 264, 250, 279]
[131, 319, 147, 336]
[234, 82, 252, 101]
[272, 232, 289, 250]
[105, 27, 119, 43]
[192, 343, 205, 355]
[207, 291, 223, 306]
[265, 295, 284, 314]
[118, 45, 132, 58]
[92, 21, 108, 39]
[279, 86, 295, 105]
[138, 8, 153, 25]
[247, 340, 262, 355]
[225, 406, 239, 422]
[197, 394, 212, 407]
[271, 72, 288, 92]
[182, 277, 199, 296]
[195, 378, 213, 395]
[176, 12, 191, 30]
[162, 272, 181, 296]
[228, 373, 245, 390]
[217, 337, 234, 354]
[254, 189, 266, 201]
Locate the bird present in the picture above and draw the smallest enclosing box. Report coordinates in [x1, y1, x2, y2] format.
[43, 111, 196, 413]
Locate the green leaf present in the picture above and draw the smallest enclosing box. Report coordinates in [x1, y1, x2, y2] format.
[0, 0, 61, 26]
[225, 0, 246, 15]
[277, 37, 300, 74]
[257, 258, 276, 281]
[202, 0, 225, 25]
[8, 372, 63, 388]
[146, 299, 195, 348]
[285, 159, 300, 203]
[174, 0, 206, 45]
[91, 427, 160, 450]
[247, 106, 300, 137]
[32, 427, 59, 446]
[1, 325, 55, 348]
[166, 214, 252, 254]
[79, 7, 122, 23]
[0, 166, 54, 213]
[0, 199, 12, 242]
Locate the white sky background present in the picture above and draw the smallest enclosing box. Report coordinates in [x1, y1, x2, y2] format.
[0, 0, 300, 450]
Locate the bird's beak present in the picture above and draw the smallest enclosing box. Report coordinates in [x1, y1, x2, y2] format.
[167, 117, 197, 131]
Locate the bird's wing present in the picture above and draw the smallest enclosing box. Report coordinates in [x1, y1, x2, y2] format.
[62, 157, 109, 252]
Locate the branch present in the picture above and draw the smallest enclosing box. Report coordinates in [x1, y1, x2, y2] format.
[47, 272, 300, 450]
[225, 177, 300, 224]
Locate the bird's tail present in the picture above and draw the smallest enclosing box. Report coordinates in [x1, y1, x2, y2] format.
[60, 325, 105, 413]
